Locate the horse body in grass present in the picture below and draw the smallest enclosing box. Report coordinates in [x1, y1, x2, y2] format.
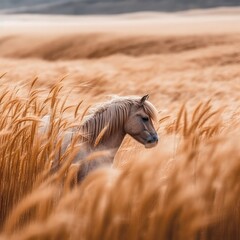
[42, 95, 159, 181]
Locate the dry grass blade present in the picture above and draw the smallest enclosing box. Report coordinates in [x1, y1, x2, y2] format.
[175, 104, 185, 133]
[187, 105, 212, 136]
[13, 117, 41, 125]
[62, 105, 75, 113]
[192, 102, 203, 122]
[80, 105, 91, 121]
[0, 72, 7, 79]
[29, 77, 38, 93]
[158, 116, 170, 124]
[0, 90, 10, 105]
[94, 123, 109, 148]
[74, 100, 83, 119]
[198, 108, 223, 128]
[183, 108, 188, 137]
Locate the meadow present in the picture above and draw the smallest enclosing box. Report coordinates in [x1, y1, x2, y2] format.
[0, 10, 240, 239]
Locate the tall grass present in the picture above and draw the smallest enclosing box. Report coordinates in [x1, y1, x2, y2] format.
[0, 81, 239, 240]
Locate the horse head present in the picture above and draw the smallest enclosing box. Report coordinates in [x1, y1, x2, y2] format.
[124, 95, 158, 148]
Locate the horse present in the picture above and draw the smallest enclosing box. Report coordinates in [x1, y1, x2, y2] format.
[42, 94, 159, 181]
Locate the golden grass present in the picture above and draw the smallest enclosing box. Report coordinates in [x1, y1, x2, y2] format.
[0, 20, 240, 239]
[0, 79, 238, 240]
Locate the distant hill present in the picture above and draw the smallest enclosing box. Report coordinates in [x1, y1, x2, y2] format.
[0, 0, 239, 14]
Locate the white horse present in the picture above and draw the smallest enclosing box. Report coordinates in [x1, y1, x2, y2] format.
[41, 95, 158, 181]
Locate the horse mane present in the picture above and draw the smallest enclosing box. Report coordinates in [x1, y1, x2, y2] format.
[80, 96, 158, 146]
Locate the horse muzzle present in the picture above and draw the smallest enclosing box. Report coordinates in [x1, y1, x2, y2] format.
[145, 134, 158, 148]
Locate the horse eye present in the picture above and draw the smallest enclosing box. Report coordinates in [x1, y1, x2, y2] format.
[142, 116, 149, 122]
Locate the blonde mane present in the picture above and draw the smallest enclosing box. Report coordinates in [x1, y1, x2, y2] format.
[80, 96, 158, 145]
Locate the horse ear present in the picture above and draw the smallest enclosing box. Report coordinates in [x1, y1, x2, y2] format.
[140, 94, 149, 104]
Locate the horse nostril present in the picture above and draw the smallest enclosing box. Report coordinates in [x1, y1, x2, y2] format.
[147, 135, 158, 144]
[146, 136, 154, 143]
[153, 135, 158, 142]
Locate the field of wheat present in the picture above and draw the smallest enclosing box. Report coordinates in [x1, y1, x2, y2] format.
[0, 11, 240, 240]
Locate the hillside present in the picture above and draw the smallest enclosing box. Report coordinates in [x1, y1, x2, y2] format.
[0, 0, 239, 14]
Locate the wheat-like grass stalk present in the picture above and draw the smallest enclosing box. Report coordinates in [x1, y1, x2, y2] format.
[175, 103, 185, 133]
[74, 100, 83, 119]
[94, 123, 109, 147]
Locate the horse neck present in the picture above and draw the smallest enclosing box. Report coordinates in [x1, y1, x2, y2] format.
[96, 129, 126, 156]
[80, 115, 126, 158]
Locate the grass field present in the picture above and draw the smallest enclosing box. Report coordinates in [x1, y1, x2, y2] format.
[0, 10, 240, 239]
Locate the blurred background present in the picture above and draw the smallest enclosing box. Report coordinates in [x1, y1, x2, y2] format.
[0, 0, 240, 110]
